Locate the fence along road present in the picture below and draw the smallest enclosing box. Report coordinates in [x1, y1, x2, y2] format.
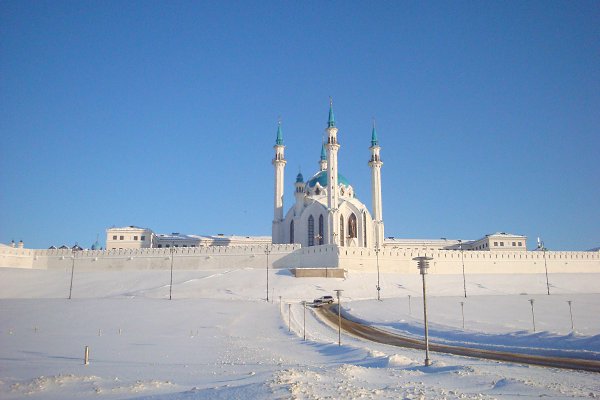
[317, 305, 600, 373]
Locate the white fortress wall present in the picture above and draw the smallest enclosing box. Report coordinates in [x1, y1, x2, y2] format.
[0, 247, 34, 269]
[0, 245, 301, 271]
[338, 248, 600, 274]
[1, 245, 599, 274]
[291, 244, 339, 269]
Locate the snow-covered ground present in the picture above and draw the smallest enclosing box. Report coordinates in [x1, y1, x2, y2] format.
[0, 267, 599, 399]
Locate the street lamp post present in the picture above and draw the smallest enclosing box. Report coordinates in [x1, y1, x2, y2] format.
[529, 299, 536, 332]
[302, 301, 307, 340]
[414, 256, 433, 367]
[538, 239, 550, 295]
[265, 245, 270, 302]
[68, 247, 77, 300]
[375, 245, 381, 301]
[460, 301, 465, 329]
[458, 240, 467, 298]
[169, 243, 175, 300]
[408, 294, 412, 316]
[567, 300, 574, 331]
[335, 289, 344, 346]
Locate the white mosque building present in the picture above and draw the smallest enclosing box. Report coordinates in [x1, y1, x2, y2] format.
[272, 101, 384, 250]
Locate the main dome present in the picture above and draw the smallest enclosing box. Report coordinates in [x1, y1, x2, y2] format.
[306, 170, 350, 188]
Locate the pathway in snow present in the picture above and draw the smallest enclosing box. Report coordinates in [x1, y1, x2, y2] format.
[317, 304, 600, 372]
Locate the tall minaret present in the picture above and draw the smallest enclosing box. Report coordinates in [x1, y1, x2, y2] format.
[325, 99, 340, 245]
[319, 142, 327, 171]
[368, 120, 384, 249]
[272, 121, 286, 243]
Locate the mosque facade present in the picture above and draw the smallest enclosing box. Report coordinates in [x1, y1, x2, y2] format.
[272, 102, 385, 250]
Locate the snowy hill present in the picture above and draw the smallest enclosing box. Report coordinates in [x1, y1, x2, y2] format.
[1, 267, 599, 399]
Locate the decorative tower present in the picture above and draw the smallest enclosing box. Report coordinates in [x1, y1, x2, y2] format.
[272, 121, 287, 243]
[319, 142, 328, 171]
[325, 99, 340, 245]
[368, 120, 384, 249]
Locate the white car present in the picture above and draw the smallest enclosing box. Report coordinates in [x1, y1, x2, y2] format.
[313, 295, 334, 306]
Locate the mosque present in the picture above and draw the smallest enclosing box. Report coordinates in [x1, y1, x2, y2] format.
[102, 101, 529, 254]
[272, 101, 384, 250]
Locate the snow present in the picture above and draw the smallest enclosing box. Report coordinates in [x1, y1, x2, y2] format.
[0, 267, 599, 399]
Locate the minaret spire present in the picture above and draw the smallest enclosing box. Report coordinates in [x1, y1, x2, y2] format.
[371, 118, 379, 147]
[325, 98, 340, 245]
[319, 141, 327, 171]
[276, 119, 284, 145]
[272, 119, 287, 244]
[368, 119, 384, 249]
[328, 97, 336, 128]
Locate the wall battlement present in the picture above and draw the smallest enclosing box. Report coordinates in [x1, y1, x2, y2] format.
[1, 245, 598, 274]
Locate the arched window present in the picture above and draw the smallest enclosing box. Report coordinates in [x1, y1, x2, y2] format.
[318, 215, 324, 245]
[363, 212, 367, 247]
[339, 215, 345, 247]
[348, 213, 357, 239]
[308, 215, 315, 246]
[290, 220, 294, 244]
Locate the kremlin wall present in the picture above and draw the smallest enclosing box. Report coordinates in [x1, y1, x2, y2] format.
[2, 243, 598, 275]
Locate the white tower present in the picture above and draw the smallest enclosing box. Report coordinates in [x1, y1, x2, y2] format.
[272, 121, 286, 243]
[368, 121, 384, 249]
[325, 100, 340, 245]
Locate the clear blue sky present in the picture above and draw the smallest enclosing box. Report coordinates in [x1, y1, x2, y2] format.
[1, 1, 598, 250]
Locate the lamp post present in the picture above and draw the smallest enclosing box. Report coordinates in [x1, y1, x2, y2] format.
[414, 256, 433, 366]
[460, 301, 465, 329]
[408, 295, 412, 316]
[458, 240, 467, 298]
[537, 238, 550, 295]
[68, 247, 78, 300]
[529, 299, 536, 332]
[302, 301, 307, 340]
[567, 300, 574, 331]
[169, 243, 175, 300]
[375, 245, 381, 301]
[335, 289, 344, 346]
[265, 245, 270, 302]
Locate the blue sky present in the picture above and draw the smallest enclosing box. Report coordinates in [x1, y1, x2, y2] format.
[1, 1, 598, 250]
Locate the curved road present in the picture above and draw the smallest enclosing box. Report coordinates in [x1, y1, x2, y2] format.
[317, 305, 600, 373]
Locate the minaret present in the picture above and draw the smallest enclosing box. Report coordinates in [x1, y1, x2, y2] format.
[368, 120, 384, 249]
[325, 99, 340, 245]
[272, 121, 286, 243]
[319, 142, 327, 171]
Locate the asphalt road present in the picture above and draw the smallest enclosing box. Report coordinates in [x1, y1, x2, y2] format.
[317, 304, 600, 373]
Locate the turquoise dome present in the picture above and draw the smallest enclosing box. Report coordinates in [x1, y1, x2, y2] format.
[306, 170, 350, 188]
